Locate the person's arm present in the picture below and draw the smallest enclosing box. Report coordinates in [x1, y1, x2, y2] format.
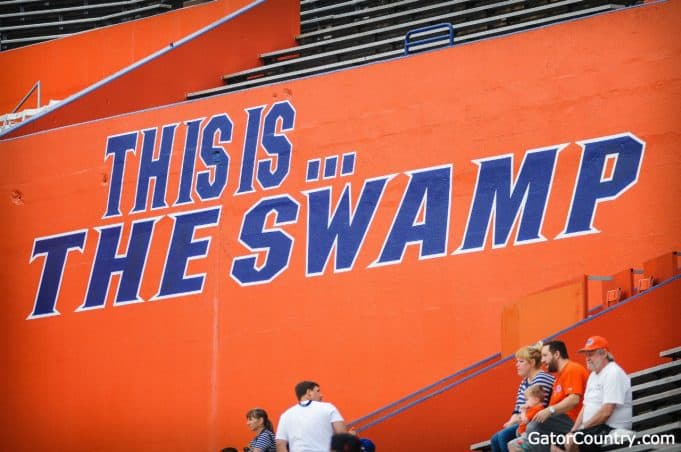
[251, 432, 275, 452]
[535, 372, 556, 407]
[276, 440, 288, 452]
[533, 394, 581, 423]
[332, 420, 347, 434]
[581, 403, 615, 429]
[554, 393, 581, 414]
[503, 413, 522, 428]
[519, 405, 529, 423]
[511, 381, 528, 419]
[569, 407, 584, 433]
[328, 403, 346, 434]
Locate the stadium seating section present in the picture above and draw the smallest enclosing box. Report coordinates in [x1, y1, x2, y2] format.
[0, 0, 184, 50]
[188, 0, 641, 99]
[470, 343, 681, 451]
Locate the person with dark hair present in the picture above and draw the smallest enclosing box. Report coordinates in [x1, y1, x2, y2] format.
[276, 380, 346, 452]
[545, 341, 569, 361]
[220, 448, 239, 452]
[330, 433, 362, 452]
[562, 336, 632, 452]
[523, 340, 589, 451]
[245, 408, 276, 452]
[294, 380, 319, 400]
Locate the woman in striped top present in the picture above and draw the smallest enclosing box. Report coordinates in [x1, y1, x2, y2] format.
[245, 408, 276, 452]
[489, 342, 555, 452]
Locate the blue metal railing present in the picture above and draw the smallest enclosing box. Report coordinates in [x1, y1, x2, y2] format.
[404, 23, 455, 55]
[347, 352, 502, 431]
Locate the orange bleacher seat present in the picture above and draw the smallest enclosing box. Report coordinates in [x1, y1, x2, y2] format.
[637, 276, 653, 293]
[605, 288, 621, 306]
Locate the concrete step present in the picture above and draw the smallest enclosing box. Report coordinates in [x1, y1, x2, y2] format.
[186, 3, 620, 99]
[635, 388, 681, 416]
[661, 346, 681, 361]
[631, 360, 681, 386]
[632, 403, 681, 431]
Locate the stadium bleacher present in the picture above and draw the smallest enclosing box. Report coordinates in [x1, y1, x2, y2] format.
[470, 345, 681, 452]
[187, 0, 640, 99]
[0, 0, 183, 51]
[609, 349, 681, 451]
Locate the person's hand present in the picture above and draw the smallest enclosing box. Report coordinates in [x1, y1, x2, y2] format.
[533, 408, 552, 423]
[503, 414, 521, 428]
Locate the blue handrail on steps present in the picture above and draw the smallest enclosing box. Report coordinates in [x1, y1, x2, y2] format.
[404, 22, 455, 55]
[347, 352, 501, 431]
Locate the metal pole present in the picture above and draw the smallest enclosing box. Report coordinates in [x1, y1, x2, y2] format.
[11, 80, 41, 113]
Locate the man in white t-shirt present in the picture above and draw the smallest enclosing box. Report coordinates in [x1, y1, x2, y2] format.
[276, 380, 347, 452]
[561, 336, 632, 452]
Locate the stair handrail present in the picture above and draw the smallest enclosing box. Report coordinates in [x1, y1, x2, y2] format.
[1, 80, 43, 130]
[11, 80, 41, 114]
[404, 22, 455, 55]
[347, 352, 501, 431]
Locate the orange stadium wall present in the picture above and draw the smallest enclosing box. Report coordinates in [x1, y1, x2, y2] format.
[1, 0, 680, 450]
[643, 250, 680, 284]
[0, 0, 299, 132]
[0, 0, 256, 113]
[497, 250, 680, 372]
[601, 267, 635, 303]
[501, 278, 586, 356]
[359, 276, 681, 450]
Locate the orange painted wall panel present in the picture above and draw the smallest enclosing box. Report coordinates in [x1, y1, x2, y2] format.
[0, 0, 298, 126]
[4, 0, 299, 137]
[501, 279, 585, 356]
[1, 1, 680, 450]
[602, 267, 635, 302]
[643, 251, 679, 283]
[0, 0, 247, 114]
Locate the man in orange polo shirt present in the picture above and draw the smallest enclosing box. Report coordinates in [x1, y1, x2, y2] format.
[523, 340, 589, 452]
